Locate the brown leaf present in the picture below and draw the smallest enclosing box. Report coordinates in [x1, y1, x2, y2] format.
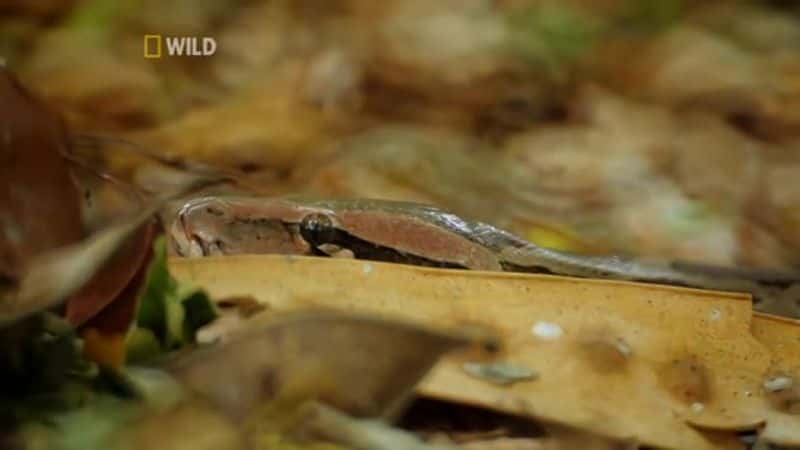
[0, 176, 218, 325]
[170, 255, 798, 450]
[0, 68, 83, 282]
[0, 149, 222, 324]
[65, 220, 156, 327]
[168, 311, 491, 421]
[77, 231, 155, 368]
[0, 202, 160, 324]
[0, 69, 167, 332]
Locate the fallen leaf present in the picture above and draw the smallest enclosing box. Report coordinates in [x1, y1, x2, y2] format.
[749, 312, 800, 447]
[168, 311, 492, 422]
[169, 255, 799, 450]
[0, 202, 164, 325]
[78, 240, 153, 368]
[0, 67, 83, 282]
[66, 221, 156, 327]
[0, 179, 218, 326]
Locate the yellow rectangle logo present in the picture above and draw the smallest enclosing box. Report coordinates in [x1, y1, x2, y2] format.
[143, 34, 161, 58]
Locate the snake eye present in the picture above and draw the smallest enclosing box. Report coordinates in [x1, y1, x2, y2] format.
[300, 213, 336, 246]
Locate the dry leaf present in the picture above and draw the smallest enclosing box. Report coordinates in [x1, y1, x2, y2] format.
[0, 176, 218, 325]
[749, 313, 800, 447]
[65, 221, 156, 327]
[169, 255, 800, 450]
[0, 68, 83, 282]
[168, 311, 492, 421]
[78, 239, 154, 368]
[0, 202, 164, 325]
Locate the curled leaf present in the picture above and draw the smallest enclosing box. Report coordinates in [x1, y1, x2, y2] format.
[0, 204, 161, 325]
[168, 311, 492, 421]
[0, 177, 218, 326]
[66, 221, 156, 327]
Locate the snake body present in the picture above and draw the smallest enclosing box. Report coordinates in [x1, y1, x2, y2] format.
[168, 196, 800, 318]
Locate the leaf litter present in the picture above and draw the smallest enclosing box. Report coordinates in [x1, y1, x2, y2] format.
[4, 39, 800, 449]
[0, 68, 500, 450]
[170, 254, 800, 450]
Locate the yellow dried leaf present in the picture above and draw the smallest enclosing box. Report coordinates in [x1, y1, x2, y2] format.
[749, 312, 800, 446]
[169, 255, 800, 450]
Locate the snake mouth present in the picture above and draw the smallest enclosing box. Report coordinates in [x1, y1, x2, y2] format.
[172, 205, 210, 257]
[188, 233, 210, 256]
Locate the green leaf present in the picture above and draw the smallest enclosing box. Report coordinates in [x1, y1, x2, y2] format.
[134, 237, 176, 341]
[125, 328, 161, 364]
[127, 236, 217, 362]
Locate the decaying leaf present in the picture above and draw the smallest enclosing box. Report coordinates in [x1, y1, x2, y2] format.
[0, 201, 165, 325]
[0, 68, 224, 329]
[66, 221, 156, 327]
[0, 175, 219, 326]
[79, 234, 154, 368]
[167, 311, 494, 422]
[170, 255, 800, 450]
[0, 67, 83, 282]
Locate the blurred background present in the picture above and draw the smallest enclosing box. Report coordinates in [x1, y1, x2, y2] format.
[2, 0, 799, 269]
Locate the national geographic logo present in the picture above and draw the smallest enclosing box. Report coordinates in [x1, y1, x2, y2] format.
[143, 35, 217, 58]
